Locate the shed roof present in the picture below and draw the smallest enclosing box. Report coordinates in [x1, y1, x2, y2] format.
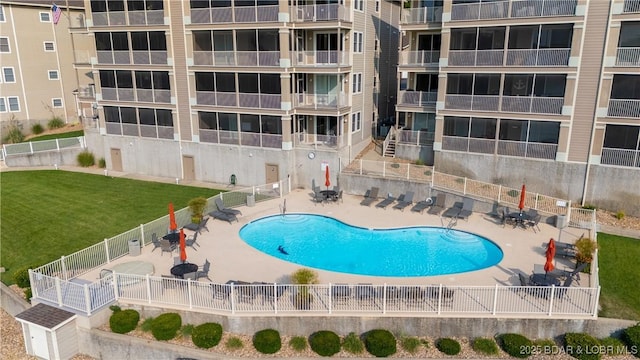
[15, 304, 76, 330]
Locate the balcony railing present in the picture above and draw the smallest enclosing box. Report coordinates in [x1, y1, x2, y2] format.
[291, 51, 349, 66]
[77, 86, 95, 99]
[127, 10, 164, 25]
[97, 50, 167, 65]
[92, 11, 126, 26]
[101, 88, 171, 104]
[397, 129, 435, 146]
[399, 51, 440, 66]
[624, 0, 640, 13]
[190, 5, 278, 24]
[505, 48, 570, 66]
[196, 91, 281, 109]
[615, 47, 640, 67]
[450, 0, 576, 21]
[290, 4, 350, 22]
[193, 51, 280, 67]
[106, 122, 173, 139]
[607, 99, 640, 118]
[497, 140, 558, 159]
[600, 148, 640, 167]
[400, 7, 443, 24]
[442, 136, 495, 154]
[200, 129, 282, 149]
[93, 10, 164, 26]
[448, 50, 503, 66]
[295, 132, 344, 149]
[69, 13, 86, 29]
[445, 95, 564, 114]
[294, 93, 348, 109]
[398, 91, 438, 107]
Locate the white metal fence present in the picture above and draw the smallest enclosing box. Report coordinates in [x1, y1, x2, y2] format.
[2, 136, 86, 159]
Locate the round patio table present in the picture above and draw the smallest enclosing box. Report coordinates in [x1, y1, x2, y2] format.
[170, 263, 198, 279]
[111, 261, 155, 276]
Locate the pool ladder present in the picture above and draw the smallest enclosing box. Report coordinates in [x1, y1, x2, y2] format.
[442, 215, 458, 232]
[279, 199, 287, 215]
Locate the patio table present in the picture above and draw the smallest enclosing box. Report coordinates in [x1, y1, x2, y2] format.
[170, 263, 198, 279]
[163, 232, 181, 244]
[530, 273, 561, 287]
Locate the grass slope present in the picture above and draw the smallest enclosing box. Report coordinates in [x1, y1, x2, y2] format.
[27, 130, 84, 142]
[597, 233, 640, 320]
[0, 170, 219, 284]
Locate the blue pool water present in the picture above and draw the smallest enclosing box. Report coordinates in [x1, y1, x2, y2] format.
[239, 214, 503, 277]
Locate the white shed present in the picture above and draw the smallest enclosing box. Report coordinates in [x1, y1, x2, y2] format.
[15, 304, 78, 360]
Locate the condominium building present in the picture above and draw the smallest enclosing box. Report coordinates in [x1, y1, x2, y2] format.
[396, 0, 639, 213]
[73, 0, 400, 187]
[0, 0, 88, 133]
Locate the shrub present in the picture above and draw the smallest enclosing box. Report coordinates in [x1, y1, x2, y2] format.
[507, 189, 519, 197]
[533, 339, 557, 355]
[225, 336, 244, 350]
[23, 287, 32, 302]
[564, 333, 602, 360]
[342, 332, 364, 354]
[473, 338, 499, 355]
[622, 323, 640, 358]
[400, 336, 422, 354]
[289, 336, 308, 352]
[437, 338, 461, 355]
[615, 211, 625, 220]
[415, 159, 425, 166]
[498, 333, 533, 358]
[98, 158, 106, 168]
[575, 237, 598, 264]
[191, 323, 223, 349]
[109, 309, 140, 334]
[291, 268, 319, 285]
[77, 151, 95, 167]
[253, 329, 281, 354]
[3, 125, 24, 144]
[188, 197, 207, 223]
[150, 313, 181, 341]
[48, 117, 65, 129]
[390, 163, 400, 168]
[582, 204, 597, 210]
[13, 266, 33, 288]
[140, 317, 154, 332]
[109, 305, 121, 312]
[309, 330, 341, 357]
[179, 324, 194, 338]
[31, 123, 44, 135]
[364, 329, 396, 357]
[599, 337, 628, 356]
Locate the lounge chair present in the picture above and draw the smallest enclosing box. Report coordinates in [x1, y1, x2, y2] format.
[555, 246, 577, 259]
[183, 217, 210, 234]
[360, 187, 379, 206]
[215, 197, 242, 216]
[457, 197, 475, 220]
[411, 197, 433, 213]
[442, 201, 463, 218]
[208, 210, 238, 224]
[427, 193, 447, 215]
[393, 191, 415, 211]
[375, 194, 397, 209]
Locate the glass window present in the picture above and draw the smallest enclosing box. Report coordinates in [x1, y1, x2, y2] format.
[44, 42, 55, 51]
[48, 70, 59, 80]
[260, 74, 280, 94]
[257, 30, 279, 51]
[213, 31, 233, 51]
[116, 70, 133, 88]
[603, 125, 639, 149]
[128, 0, 145, 11]
[3, 67, 15, 82]
[238, 73, 258, 93]
[156, 109, 173, 126]
[533, 75, 566, 97]
[418, 34, 441, 51]
[240, 114, 260, 132]
[8, 96, 19, 112]
[236, 30, 257, 51]
[40, 12, 51, 22]
[91, 0, 108, 12]
[443, 116, 469, 137]
[0, 98, 6, 112]
[499, 119, 526, 141]
[619, 22, 640, 47]
[135, 71, 152, 89]
[146, 0, 164, 11]
[450, 28, 476, 50]
[261, 115, 281, 134]
[100, 70, 117, 87]
[0, 5, 6, 22]
[148, 32, 166, 50]
[446, 74, 473, 95]
[473, 74, 500, 95]
[508, 26, 538, 49]
[139, 108, 156, 125]
[539, 24, 573, 48]
[190, 0, 210, 9]
[218, 112, 238, 131]
[95, 33, 112, 50]
[104, 106, 120, 122]
[611, 75, 640, 99]
[199, 111, 218, 130]
[0, 37, 9, 52]
[108, 0, 125, 11]
[131, 32, 149, 50]
[193, 31, 212, 51]
[215, 73, 236, 92]
[153, 72, 170, 90]
[52, 98, 63, 107]
[477, 27, 505, 50]
[120, 107, 137, 124]
[503, 74, 533, 96]
[528, 121, 559, 143]
[470, 117, 496, 139]
[195, 72, 215, 91]
[111, 32, 129, 51]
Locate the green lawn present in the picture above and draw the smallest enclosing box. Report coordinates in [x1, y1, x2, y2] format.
[27, 130, 84, 142]
[0, 170, 219, 284]
[597, 233, 640, 320]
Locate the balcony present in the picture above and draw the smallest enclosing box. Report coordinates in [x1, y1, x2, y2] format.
[400, 7, 443, 24]
[200, 129, 282, 149]
[128, 10, 164, 25]
[101, 88, 171, 104]
[450, 0, 577, 21]
[399, 51, 440, 66]
[398, 91, 438, 107]
[73, 50, 92, 65]
[190, 5, 278, 24]
[445, 95, 564, 114]
[623, 0, 640, 13]
[97, 50, 167, 65]
[442, 136, 496, 154]
[69, 13, 86, 30]
[195, 91, 281, 109]
[601, 148, 640, 167]
[497, 140, 557, 159]
[398, 129, 435, 145]
[290, 4, 350, 22]
[76, 86, 95, 99]
[291, 51, 349, 66]
[294, 93, 348, 110]
[92, 10, 164, 26]
[607, 99, 640, 118]
[193, 51, 280, 67]
[140, 124, 174, 139]
[448, 50, 503, 66]
[295, 132, 343, 149]
[615, 47, 640, 67]
[505, 48, 570, 66]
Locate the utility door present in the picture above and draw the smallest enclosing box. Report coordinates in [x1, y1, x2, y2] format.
[110, 148, 122, 172]
[265, 164, 279, 184]
[183, 155, 195, 181]
[30, 326, 49, 359]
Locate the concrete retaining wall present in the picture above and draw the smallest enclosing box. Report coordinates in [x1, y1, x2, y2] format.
[0, 283, 30, 316]
[3, 148, 83, 167]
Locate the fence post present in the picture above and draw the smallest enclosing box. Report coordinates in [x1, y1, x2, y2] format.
[56, 138, 61, 152]
[492, 284, 498, 315]
[593, 286, 601, 317]
[113, 274, 119, 301]
[566, 201, 572, 224]
[463, 177, 467, 194]
[382, 161, 386, 178]
[406, 164, 410, 179]
[84, 284, 92, 315]
[497, 185, 502, 203]
[252, 186, 256, 196]
[146, 274, 152, 304]
[534, 193, 539, 210]
[359, 159, 363, 175]
[431, 168, 435, 187]
[28, 270, 37, 298]
[437, 284, 443, 315]
[187, 279, 193, 309]
[548, 287, 555, 316]
[382, 283, 387, 314]
[328, 283, 332, 314]
[58, 256, 66, 281]
[140, 224, 145, 247]
[2, 144, 6, 159]
[231, 284, 236, 314]
[55, 277, 63, 307]
[273, 283, 278, 314]
[104, 239, 111, 263]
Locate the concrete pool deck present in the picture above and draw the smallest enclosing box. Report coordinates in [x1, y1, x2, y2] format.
[82, 188, 590, 290]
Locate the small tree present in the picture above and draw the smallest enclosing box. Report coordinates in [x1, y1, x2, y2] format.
[291, 268, 319, 309]
[575, 237, 597, 264]
[188, 197, 207, 223]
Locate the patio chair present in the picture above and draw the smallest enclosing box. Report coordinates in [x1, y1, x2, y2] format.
[196, 259, 212, 281]
[185, 234, 199, 251]
[427, 193, 447, 215]
[183, 217, 210, 234]
[375, 193, 397, 209]
[411, 197, 433, 214]
[360, 187, 379, 206]
[160, 239, 175, 256]
[312, 188, 325, 205]
[441, 201, 463, 219]
[150, 233, 161, 252]
[331, 283, 352, 303]
[215, 197, 242, 216]
[555, 246, 577, 259]
[525, 213, 542, 233]
[208, 210, 238, 224]
[183, 272, 197, 281]
[557, 262, 588, 284]
[393, 191, 414, 211]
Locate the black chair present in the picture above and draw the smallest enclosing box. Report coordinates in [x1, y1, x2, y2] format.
[150, 233, 161, 252]
[375, 194, 397, 209]
[393, 191, 415, 211]
[208, 210, 238, 224]
[195, 259, 212, 281]
[215, 197, 242, 216]
[411, 197, 433, 213]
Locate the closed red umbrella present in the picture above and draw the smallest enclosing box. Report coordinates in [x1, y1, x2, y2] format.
[169, 203, 177, 232]
[179, 228, 187, 263]
[544, 238, 556, 274]
[518, 184, 526, 213]
[325, 165, 331, 190]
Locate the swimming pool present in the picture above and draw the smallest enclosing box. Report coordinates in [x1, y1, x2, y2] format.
[239, 214, 503, 277]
